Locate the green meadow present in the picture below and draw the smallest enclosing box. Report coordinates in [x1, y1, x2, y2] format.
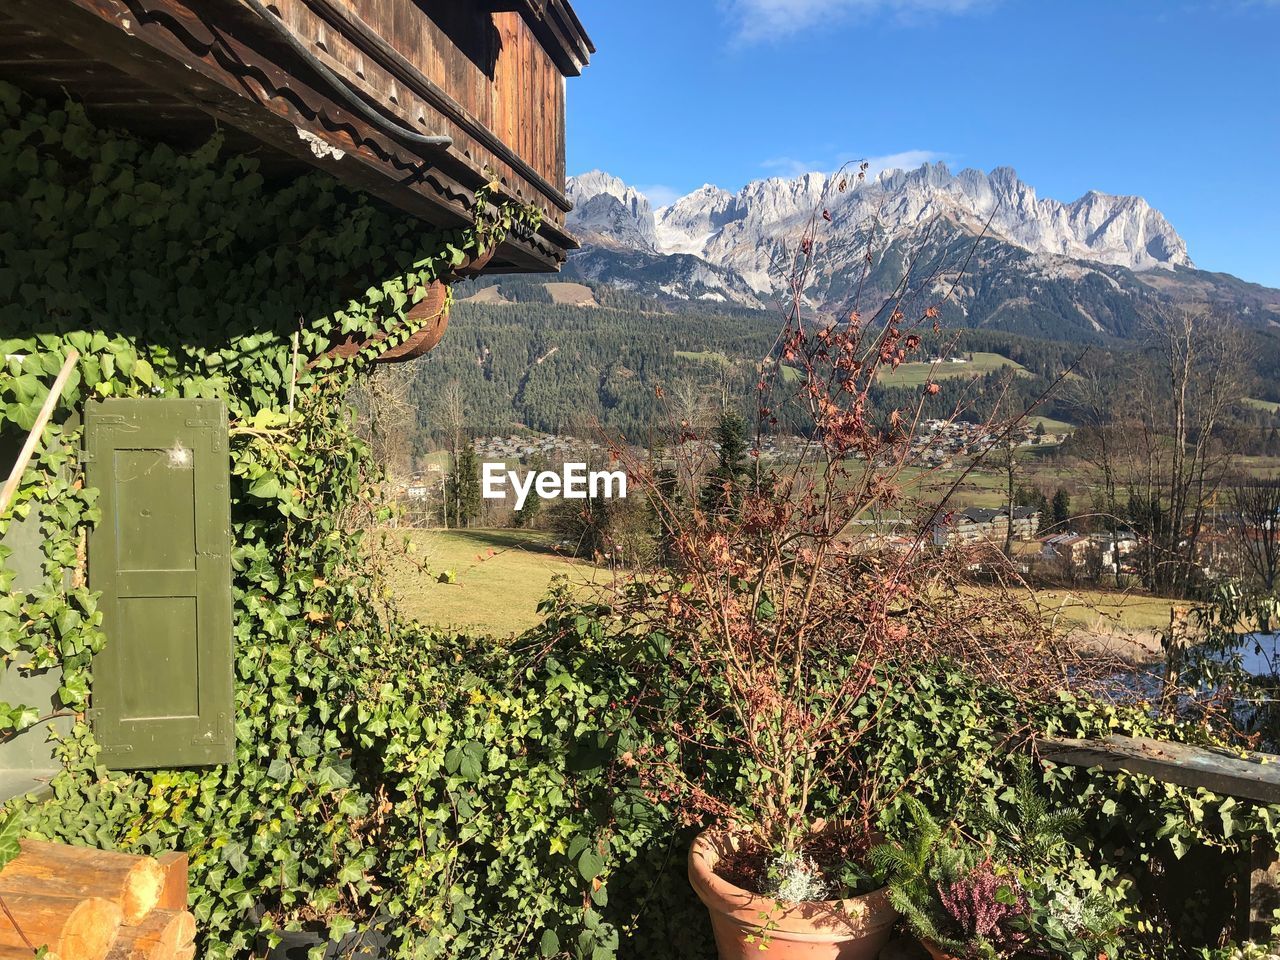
[386, 528, 597, 637]
[877, 351, 1028, 387]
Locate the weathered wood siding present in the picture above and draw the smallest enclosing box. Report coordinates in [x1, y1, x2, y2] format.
[492, 12, 566, 190]
[274, 1, 570, 227]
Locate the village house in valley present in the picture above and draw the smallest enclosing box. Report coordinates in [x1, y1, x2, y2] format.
[931, 505, 1042, 548]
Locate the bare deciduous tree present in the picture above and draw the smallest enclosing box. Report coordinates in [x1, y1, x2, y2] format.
[1124, 307, 1246, 595]
[352, 364, 418, 482]
[663, 375, 719, 500]
[433, 379, 467, 457]
[1001, 438, 1018, 558]
[1228, 477, 1280, 595]
[1062, 353, 1129, 586]
[432, 379, 468, 528]
[1066, 308, 1248, 596]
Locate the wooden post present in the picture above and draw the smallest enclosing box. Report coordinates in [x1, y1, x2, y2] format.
[0, 350, 79, 517]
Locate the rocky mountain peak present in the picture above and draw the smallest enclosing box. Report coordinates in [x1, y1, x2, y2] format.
[566, 170, 640, 206]
[564, 162, 1201, 317]
[565, 171, 659, 253]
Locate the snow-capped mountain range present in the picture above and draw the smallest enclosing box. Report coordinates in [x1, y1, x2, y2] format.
[561, 164, 1278, 338]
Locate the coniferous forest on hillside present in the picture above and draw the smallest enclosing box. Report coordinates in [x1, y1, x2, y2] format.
[402, 277, 1280, 456]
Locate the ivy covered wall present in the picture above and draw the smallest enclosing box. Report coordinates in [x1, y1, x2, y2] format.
[0, 82, 564, 955]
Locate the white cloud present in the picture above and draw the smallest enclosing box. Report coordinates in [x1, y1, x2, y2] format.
[861, 149, 950, 178]
[636, 183, 683, 209]
[760, 149, 950, 180]
[724, 0, 990, 44]
[760, 156, 832, 178]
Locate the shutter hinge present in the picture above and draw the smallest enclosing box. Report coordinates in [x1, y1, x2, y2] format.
[194, 711, 231, 746]
[86, 708, 132, 752]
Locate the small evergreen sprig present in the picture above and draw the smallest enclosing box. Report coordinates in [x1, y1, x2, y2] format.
[978, 757, 1082, 868]
[869, 795, 1007, 956]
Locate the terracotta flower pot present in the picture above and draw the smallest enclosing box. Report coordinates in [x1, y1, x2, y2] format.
[688, 829, 898, 960]
[919, 940, 960, 960]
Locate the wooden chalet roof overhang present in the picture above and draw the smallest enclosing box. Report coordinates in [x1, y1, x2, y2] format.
[0, 0, 594, 273]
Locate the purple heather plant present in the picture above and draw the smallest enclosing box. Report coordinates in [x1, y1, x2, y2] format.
[939, 861, 1029, 950]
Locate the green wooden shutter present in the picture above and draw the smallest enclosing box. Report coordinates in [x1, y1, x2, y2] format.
[85, 399, 233, 769]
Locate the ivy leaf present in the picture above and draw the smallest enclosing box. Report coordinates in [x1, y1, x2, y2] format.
[539, 928, 560, 958]
[328, 916, 356, 941]
[577, 850, 604, 883]
[459, 746, 483, 782]
[316, 759, 353, 791]
[444, 745, 463, 775]
[248, 475, 281, 500]
[0, 813, 22, 869]
[11, 374, 39, 403]
[11, 705, 41, 731]
[566, 835, 589, 861]
[755, 596, 776, 621]
[223, 841, 249, 874]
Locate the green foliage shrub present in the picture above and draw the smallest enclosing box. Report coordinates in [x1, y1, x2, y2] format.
[625, 613, 1280, 955]
[872, 766, 1127, 959]
[347, 597, 707, 958]
[851, 666, 1280, 952]
[0, 81, 554, 956]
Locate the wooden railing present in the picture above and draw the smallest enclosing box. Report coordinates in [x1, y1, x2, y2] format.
[1039, 734, 1280, 938]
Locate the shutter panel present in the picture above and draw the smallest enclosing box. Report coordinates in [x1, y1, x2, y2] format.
[85, 399, 233, 769]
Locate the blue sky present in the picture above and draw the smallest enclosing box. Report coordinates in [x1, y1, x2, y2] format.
[567, 0, 1280, 287]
